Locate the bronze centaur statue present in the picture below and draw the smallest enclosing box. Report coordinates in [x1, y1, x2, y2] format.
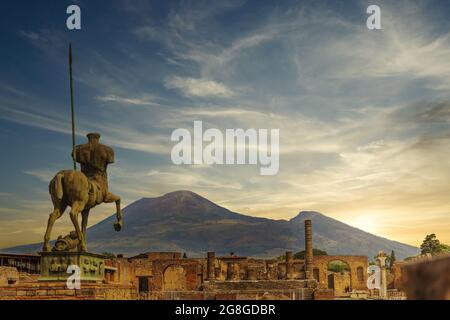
[43, 133, 122, 252]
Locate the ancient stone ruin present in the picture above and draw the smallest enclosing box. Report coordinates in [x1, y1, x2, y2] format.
[1, 219, 448, 300]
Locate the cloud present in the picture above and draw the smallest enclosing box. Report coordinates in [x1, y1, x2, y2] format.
[414, 102, 450, 123]
[0, 84, 28, 97]
[3, 0, 450, 248]
[0, 105, 74, 136]
[165, 76, 234, 98]
[96, 95, 157, 106]
[0, 192, 13, 197]
[0, 100, 170, 155]
[19, 29, 65, 55]
[23, 169, 54, 182]
[19, 30, 41, 42]
[178, 107, 279, 119]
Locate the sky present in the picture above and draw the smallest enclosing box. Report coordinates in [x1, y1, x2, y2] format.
[0, 0, 449, 249]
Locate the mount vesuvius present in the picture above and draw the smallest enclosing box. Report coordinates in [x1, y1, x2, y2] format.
[2, 191, 419, 259]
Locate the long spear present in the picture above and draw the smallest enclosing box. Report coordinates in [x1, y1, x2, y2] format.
[69, 43, 76, 170]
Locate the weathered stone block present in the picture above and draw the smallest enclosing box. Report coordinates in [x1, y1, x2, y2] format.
[39, 251, 105, 282]
[65, 289, 76, 296]
[0, 290, 16, 297]
[36, 290, 48, 296]
[0, 266, 19, 286]
[16, 290, 28, 296]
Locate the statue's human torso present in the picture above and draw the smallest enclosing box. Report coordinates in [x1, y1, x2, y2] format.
[73, 142, 114, 197]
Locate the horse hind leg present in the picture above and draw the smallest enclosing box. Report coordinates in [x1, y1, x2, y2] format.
[43, 203, 66, 252]
[69, 202, 86, 252]
[81, 209, 89, 240]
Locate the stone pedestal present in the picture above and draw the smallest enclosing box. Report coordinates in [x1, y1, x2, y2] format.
[39, 252, 106, 282]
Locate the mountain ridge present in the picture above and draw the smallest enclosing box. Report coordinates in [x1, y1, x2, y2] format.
[1, 190, 419, 259]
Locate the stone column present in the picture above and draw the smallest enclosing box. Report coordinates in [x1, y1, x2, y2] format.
[214, 267, 220, 279]
[376, 251, 388, 299]
[207, 252, 215, 281]
[226, 262, 233, 281]
[305, 219, 313, 280]
[285, 251, 293, 279]
[265, 262, 274, 280]
[233, 263, 240, 281]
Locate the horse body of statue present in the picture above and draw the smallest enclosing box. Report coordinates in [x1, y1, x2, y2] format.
[43, 133, 122, 252]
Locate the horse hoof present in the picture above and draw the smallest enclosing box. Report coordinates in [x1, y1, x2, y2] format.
[114, 223, 122, 232]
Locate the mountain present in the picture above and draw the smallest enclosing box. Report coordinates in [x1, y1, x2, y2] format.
[1, 191, 419, 259]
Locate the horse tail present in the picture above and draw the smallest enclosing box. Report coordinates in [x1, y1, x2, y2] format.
[52, 171, 65, 200]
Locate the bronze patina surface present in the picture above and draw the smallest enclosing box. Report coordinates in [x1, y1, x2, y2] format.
[42, 133, 122, 253]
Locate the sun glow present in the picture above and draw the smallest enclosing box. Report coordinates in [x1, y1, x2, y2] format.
[348, 214, 379, 235]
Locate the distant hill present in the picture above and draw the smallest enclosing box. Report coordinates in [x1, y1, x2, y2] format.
[1, 190, 419, 259]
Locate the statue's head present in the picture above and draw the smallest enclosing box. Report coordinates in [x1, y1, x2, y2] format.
[69, 231, 78, 239]
[87, 132, 101, 144]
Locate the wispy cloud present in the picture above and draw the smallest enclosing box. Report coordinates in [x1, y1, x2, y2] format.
[0, 192, 13, 197]
[19, 29, 65, 56]
[23, 169, 54, 182]
[165, 76, 234, 98]
[2, 0, 450, 248]
[96, 94, 157, 106]
[0, 99, 170, 155]
[0, 83, 28, 97]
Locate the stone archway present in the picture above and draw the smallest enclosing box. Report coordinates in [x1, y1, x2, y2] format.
[327, 259, 352, 296]
[163, 265, 186, 291]
[312, 255, 369, 292]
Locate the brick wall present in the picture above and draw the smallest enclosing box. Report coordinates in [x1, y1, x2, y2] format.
[0, 281, 137, 300]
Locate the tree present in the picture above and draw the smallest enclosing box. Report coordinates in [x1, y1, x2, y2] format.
[420, 234, 442, 256]
[101, 252, 116, 259]
[328, 260, 350, 273]
[389, 250, 396, 268]
[440, 244, 450, 253]
[277, 248, 327, 261]
[182, 252, 187, 259]
[294, 248, 327, 259]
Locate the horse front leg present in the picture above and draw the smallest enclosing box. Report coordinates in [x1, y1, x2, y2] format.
[114, 197, 122, 232]
[104, 192, 122, 231]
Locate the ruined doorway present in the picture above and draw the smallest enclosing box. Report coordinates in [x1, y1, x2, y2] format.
[313, 267, 320, 282]
[163, 265, 186, 291]
[327, 260, 352, 297]
[138, 276, 149, 293]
